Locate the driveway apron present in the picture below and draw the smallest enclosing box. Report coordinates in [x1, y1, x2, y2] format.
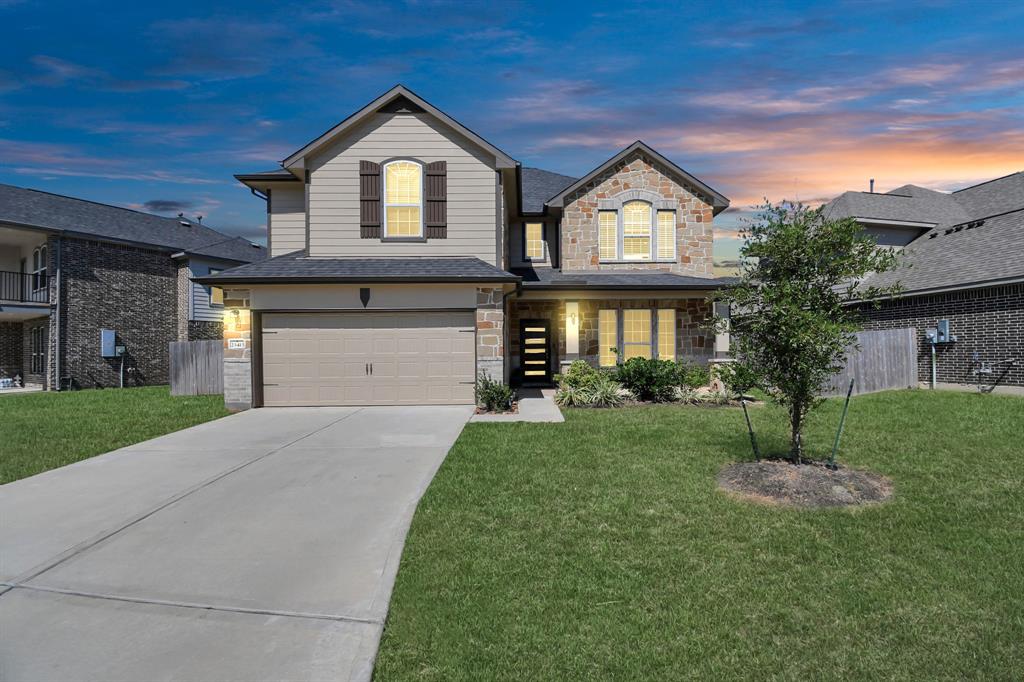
[0, 405, 472, 682]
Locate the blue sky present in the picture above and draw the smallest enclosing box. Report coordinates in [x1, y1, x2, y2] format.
[2, 0, 1022, 261]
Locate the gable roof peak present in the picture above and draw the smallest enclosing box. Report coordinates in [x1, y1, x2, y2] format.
[281, 84, 517, 170]
[544, 140, 730, 214]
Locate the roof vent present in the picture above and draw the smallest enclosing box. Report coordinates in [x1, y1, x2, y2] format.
[178, 220, 190, 227]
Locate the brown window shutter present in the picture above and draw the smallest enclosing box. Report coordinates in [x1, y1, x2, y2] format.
[359, 160, 381, 238]
[424, 161, 447, 239]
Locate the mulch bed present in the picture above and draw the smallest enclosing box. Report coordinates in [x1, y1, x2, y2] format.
[717, 459, 893, 508]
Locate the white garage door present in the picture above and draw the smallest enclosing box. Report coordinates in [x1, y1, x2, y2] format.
[261, 311, 476, 406]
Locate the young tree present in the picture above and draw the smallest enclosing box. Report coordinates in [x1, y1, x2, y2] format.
[716, 202, 901, 462]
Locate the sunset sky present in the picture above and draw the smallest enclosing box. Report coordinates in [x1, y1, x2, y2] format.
[2, 1, 1022, 261]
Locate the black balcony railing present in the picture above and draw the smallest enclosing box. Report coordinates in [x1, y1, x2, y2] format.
[0, 270, 49, 303]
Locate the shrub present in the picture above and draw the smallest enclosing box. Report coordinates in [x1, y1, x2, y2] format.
[554, 360, 626, 408]
[714, 361, 761, 398]
[476, 372, 516, 412]
[614, 357, 678, 402]
[584, 373, 626, 408]
[675, 361, 711, 390]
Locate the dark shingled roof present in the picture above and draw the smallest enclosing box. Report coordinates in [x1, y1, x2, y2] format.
[196, 250, 518, 284]
[520, 167, 577, 214]
[0, 183, 266, 264]
[513, 267, 734, 290]
[826, 171, 1024, 295]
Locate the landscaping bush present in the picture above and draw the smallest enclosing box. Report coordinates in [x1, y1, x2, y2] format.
[614, 357, 678, 402]
[675, 360, 711, 390]
[554, 360, 626, 408]
[476, 372, 516, 412]
[714, 361, 761, 397]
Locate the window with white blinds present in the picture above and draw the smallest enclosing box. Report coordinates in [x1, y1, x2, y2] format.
[622, 201, 652, 260]
[599, 211, 617, 261]
[657, 211, 676, 261]
[383, 160, 423, 237]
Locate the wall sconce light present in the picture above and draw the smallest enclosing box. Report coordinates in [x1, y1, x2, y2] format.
[566, 301, 580, 355]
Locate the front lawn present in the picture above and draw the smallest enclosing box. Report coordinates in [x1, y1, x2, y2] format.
[376, 390, 1023, 679]
[0, 386, 229, 484]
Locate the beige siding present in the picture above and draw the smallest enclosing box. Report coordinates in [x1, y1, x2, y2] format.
[268, 185, 306, 257]
[307, 113, 499, 263]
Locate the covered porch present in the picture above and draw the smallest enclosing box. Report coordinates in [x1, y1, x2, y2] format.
[507, 288, 729, 386]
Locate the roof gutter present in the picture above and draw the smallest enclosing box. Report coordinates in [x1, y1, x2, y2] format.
[192, 275, 522, 286]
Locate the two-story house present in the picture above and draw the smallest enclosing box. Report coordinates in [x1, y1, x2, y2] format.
[199, 85, 733, 409]
[0, 184, 265, 390]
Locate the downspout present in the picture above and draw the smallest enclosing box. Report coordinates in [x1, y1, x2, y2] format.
[930, 343, 936, 390]
[54, 237, 62, 391]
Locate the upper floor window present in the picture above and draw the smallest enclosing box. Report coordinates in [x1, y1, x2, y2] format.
[524, 222, 545, 261]
[32, 245, 47, 291]
[598, 203, 677, 262]
[383, 160, 422, 238]
[209, 269, 223, 306]
[622, 201, 652, 260]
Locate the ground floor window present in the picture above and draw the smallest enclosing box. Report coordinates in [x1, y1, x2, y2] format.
[30, 326, 45, 374]
[658, 309, 676, 360]
[597, 307, 678, 366]
[598, 309, 617, 367]
[622, 309, 651, 360]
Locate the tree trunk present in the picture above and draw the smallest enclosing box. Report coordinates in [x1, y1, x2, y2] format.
[790, 406, 803, 463]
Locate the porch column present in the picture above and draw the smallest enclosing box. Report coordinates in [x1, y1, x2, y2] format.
[563, 300, 580, 372]
[222, 289, 253, 411]
[713, 301, 730, 358]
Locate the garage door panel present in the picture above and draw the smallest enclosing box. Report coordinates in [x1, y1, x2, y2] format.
[261, 311, 477, 406]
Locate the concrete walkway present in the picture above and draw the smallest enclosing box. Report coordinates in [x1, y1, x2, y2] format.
[0, 405, 472, 682]
[470, 387, 564, 423]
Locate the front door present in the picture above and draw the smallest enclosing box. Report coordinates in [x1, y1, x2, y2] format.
[520, 319, 551, 384]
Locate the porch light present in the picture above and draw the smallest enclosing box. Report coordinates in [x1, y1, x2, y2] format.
[566, 301, 580, 356]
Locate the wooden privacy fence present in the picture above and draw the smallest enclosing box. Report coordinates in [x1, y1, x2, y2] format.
[822, 328, 917, 397]
[170, 340, 223, 396]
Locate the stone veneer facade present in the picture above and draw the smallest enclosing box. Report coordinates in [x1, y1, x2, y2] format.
[508, 297, 714, 380]
[560, 153, 715, 276]
[476, 287, 506, 381]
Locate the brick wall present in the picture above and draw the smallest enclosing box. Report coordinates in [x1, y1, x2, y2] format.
[175, 261, 190, 341]
[188, 320, 223, 341]
[508, 297, 714, 380]
[58, 238, 177, 388]
[560, 153, 715, 276]
[0, 321, 22, 379]
[858, 283, 1023, 386]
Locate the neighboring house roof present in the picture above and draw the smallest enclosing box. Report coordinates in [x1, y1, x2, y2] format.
[823, 185, 968, 228]
[0, 183, 266, 264]
[857, 208, 1024, 295]
[234, 169, 300, 185]
[825, 171, 1024, 296]
[513, 267, 734, 290]
[544, 141, 731, 214]
[195, 250, 519, 284]
[281, 84, 517, 170]
[519, 167, 578, 214]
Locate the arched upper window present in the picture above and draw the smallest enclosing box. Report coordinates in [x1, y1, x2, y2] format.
[383, 160, 423, 238]
[32, 245, 47, 291]
[621, 201, 652, 260]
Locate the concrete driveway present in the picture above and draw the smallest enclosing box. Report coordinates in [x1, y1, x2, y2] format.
[0, 405, 472, 682]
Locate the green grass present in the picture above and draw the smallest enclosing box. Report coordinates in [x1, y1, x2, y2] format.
[375, 390, 1024, 680]
[1, 386, 229, 484]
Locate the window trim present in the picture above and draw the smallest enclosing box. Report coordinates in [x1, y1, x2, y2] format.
[522, 222, 547, 262]
[382, 159, 424, 239]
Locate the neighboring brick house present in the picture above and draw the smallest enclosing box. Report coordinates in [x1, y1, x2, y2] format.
[0, 184, 265, 390]
[824, 172, 1024, 388]
[198, 85, 733, 410]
